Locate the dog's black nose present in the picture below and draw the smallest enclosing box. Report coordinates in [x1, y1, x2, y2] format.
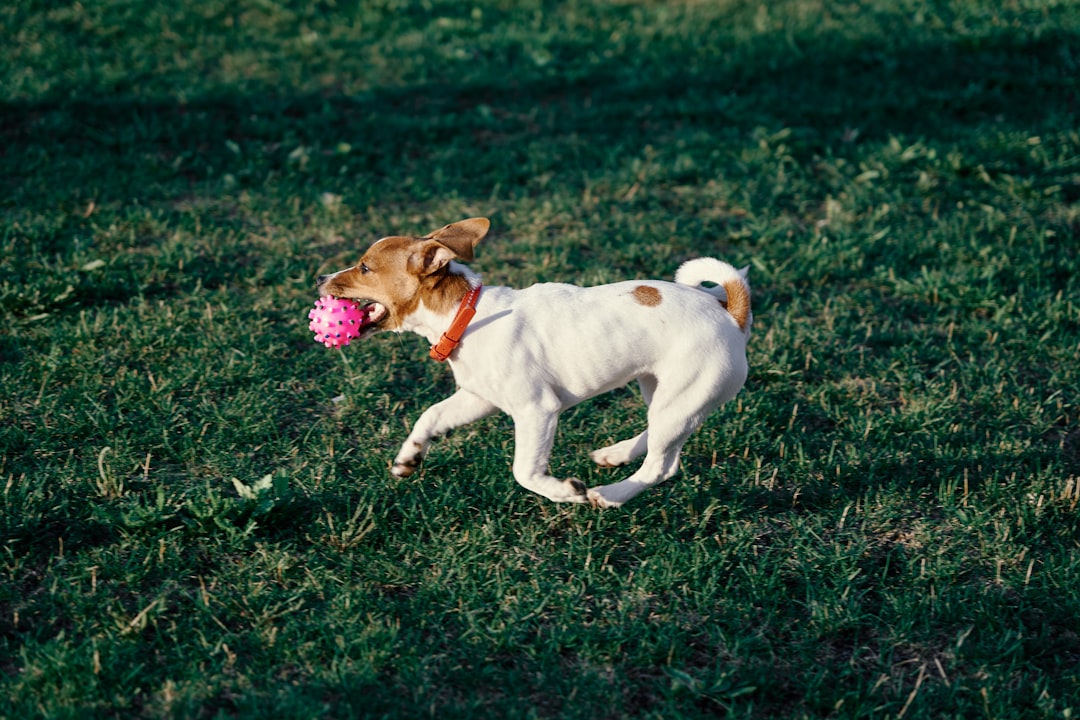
[316, 274, 330, 288]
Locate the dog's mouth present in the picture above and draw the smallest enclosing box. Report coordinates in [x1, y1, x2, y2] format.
[351, 300, 389, 337]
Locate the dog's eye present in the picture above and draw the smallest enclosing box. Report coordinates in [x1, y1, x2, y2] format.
[359, 263, 370, 274]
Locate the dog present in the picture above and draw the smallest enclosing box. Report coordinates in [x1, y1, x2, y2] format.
[316, 217, 751, 508]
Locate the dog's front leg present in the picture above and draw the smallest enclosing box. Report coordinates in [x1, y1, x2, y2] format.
[391, 389, 497, 477]
[511, 410, 588, 503]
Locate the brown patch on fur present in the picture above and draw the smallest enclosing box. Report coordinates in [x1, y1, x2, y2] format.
[632, 285, 662, 307]
[721, 279, 751, 331]
[420, 269, 472, 314]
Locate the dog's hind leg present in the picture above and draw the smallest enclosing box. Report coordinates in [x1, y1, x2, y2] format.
[586, 376, 722, 509]
[391, 389, 497, 477]
[589, 432, 648, 467]
[588, 376, 656, 467]
[511, 408, 588, 504]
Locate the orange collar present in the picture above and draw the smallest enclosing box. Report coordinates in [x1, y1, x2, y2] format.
[429, 283, 482, 361]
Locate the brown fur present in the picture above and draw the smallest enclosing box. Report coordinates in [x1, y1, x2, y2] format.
[424, 218, 489, 260]
[632, 285, 663, 307]
[320, 236, 472, 329]
[721, 279, 750, 331]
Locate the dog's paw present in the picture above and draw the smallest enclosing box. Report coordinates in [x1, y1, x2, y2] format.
[551, 478, 589, 504]
[566, 477, 587, 499]
[390, 454, 421, 478]
[588, 449, 622, 468]
[589, 436, 645, 467]
[391, 442, 425, 477]
[539, 477, 589, 504]
[390, 462, 417, 478]
[586, 487, 624, 509]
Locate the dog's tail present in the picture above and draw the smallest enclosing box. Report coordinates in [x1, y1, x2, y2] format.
[675, 258, 752, 332]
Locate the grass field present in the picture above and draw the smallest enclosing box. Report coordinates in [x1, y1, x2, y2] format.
[3, 0, 1079, 717]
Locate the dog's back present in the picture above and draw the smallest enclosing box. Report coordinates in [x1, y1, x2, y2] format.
[453, 268, 750, 411]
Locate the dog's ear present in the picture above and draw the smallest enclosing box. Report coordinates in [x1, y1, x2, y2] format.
[408, 241, 459, 276]
[423, 217, 490, 262]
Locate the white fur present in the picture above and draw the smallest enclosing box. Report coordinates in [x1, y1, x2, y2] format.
[389, 260, 751, 508]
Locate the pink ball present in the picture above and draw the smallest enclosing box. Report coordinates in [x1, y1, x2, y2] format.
[308, 296, 370, 348]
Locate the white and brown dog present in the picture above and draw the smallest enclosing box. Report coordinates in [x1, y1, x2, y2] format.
[316, 218, 751, 508]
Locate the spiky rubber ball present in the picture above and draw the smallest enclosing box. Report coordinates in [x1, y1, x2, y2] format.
[308, 296, 368, 348]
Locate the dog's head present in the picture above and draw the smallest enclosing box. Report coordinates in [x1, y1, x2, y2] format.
[316, 217, 489, 338]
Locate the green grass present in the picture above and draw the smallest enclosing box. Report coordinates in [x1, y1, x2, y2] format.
[2, 0, 1079, 717]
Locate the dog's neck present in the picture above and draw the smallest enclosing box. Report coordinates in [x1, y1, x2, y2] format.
[401, 263, 483, 345]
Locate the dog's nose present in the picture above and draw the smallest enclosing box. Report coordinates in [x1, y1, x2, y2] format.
[316, 274, 330, 288]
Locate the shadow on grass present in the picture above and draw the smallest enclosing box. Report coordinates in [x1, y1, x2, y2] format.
[2, 24, 1075, 219]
